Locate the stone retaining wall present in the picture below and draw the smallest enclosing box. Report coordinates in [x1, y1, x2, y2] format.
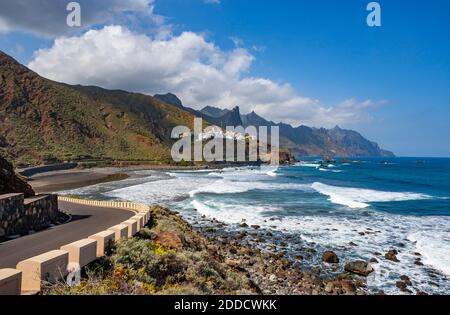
[0, 194, 58, 239]
[24, 195, 59, 231]
[0, 194, 24, 238]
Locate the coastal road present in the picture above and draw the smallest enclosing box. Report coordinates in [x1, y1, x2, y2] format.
[0, 201, 134, 268]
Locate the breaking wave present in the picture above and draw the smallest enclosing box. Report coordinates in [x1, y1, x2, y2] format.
[311, 182, 432, 209]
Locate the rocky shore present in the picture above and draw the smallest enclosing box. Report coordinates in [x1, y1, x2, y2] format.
[44, 206, 371, 295]
[192, 216, 370, 295]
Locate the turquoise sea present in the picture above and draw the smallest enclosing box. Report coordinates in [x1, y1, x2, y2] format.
[65, 157, 450, 294]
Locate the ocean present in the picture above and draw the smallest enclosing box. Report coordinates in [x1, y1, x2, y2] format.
[64, 157, 450, 295]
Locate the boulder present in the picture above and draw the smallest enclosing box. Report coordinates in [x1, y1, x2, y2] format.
[385, 249, 399, 262]
[344, 261, 374, 277]
[396, 281, 407, 290]
[396, 281, 412, 293]
[324, 282, 334, 293]
[322, 251, 339, 264]
[400, 275, 412, 286]
[337, 273, 353, 280]
[0, 156, 35, 197]
[334, 281, 356, 294]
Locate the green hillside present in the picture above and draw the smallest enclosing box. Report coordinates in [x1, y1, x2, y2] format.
[0, 51, 196, 166]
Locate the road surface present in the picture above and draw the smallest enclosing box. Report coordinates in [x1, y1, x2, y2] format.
[0, 201, 134, 268]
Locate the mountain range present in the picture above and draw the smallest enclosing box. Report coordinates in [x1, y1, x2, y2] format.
[0, 50, 393, 167]
[154, 94, 395, 158]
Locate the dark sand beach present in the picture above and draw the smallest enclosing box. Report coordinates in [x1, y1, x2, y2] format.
[28, 168, 130, 194]
[27, 164, 234, 194]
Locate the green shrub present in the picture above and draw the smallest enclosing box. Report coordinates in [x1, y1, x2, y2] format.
[137, 227, 156, 240]
[112, 239, 157, 272]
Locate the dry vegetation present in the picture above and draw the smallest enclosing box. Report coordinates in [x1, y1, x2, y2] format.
[44, 206, 368, 296]
[44, 206, 257, 295]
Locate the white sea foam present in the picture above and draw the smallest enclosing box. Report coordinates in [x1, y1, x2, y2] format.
[189, 179, 252, 197]
[189, 178, 312, 197]
[408, 231, 450, 276]
[274, 213, 450, 294]
[191, 200, 278, 225]
[318, 168, 343, 173]
[256, 165, 279, 177]
[104, 176, 213, 204]
[67, 165, 449, 294]
[296, 162, 321, 168]
[311, 182, 431, 209]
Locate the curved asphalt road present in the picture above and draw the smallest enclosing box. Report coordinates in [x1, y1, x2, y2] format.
[0, 201, 134, 268]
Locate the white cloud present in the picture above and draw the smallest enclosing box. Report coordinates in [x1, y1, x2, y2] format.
[28, 25, 381, 128]
[252, 45, 266, 53]
[0, 0, 158, 37]
[230, 36, 244, 47]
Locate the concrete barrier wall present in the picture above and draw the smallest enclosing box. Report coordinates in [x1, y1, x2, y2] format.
[122, 220, 138, 237]
[16, 250, 69, 293]
[0, 269, 22, 295]
[89, 231, 115, 258]
[57, 196, 151, 214]
[108, 224, 129, 241]
[61, 239, 97, 267]
[131, 214, 145, 231]
[0, 197, 152, 295]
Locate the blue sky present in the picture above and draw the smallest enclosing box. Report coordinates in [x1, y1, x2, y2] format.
[0, 0, 449, 157]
